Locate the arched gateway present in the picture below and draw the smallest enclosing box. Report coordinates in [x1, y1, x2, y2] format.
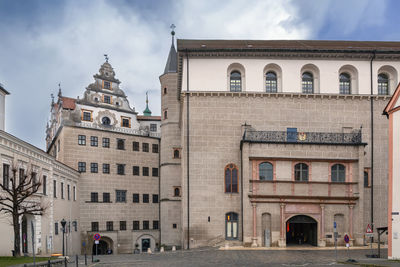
[286, 215, 317, 246]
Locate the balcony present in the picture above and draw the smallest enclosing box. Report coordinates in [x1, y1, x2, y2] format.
[243, 129, 363, 145]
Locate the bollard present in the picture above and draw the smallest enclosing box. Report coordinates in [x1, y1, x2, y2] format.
[85, 253, 87, 265]
[172, 245, 176, 251]
[65, 257, 67, 267]
[76, 255, 78, 267]
[147, 248, 152, 254]
[47, 259, 51, 267]
[160, 247, 164, 253]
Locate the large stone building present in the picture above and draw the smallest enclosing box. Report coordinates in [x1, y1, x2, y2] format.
[159, 37, 400, 249]
[0, 89, 80, 256]
[46, 61, 161, 254]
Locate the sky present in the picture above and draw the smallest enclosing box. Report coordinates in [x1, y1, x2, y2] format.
[1, 0, 399, 150]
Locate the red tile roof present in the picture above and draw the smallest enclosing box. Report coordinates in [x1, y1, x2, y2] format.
[61, 97, 76, 110]
[137, 115, 161, 121]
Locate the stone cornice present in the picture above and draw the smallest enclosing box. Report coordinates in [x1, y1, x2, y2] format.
[180, 91, 391, 101]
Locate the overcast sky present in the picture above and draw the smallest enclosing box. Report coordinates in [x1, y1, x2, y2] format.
[1, 0, 399, 149]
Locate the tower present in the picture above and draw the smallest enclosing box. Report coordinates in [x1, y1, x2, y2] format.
[159, 25, 182, 247]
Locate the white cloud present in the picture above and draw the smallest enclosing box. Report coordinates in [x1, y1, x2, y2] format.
[1, 0, 313, 148]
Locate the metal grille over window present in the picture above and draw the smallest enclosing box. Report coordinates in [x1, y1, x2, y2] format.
[378, 73, 389, 95]
[339, 73, 351, 94]
[265, 72, 277, 93]
[302, 72, 314, 94]
[230, 71, 242, 92]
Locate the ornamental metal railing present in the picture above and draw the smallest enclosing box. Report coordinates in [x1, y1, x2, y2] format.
[244, 130, 362, 145]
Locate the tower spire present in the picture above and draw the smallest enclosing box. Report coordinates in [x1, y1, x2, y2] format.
[163, 24, 178, 74]
[143, 91, 152, 116]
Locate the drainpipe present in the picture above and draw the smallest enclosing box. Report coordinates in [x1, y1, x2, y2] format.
[370, 51, 376, 233]
[240, 138, 244, 242]
[186, 51, 190, 250]
[158, 138, 161, 246]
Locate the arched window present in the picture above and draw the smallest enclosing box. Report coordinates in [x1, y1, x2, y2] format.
[265, 72, 277, 93]
[294, 163, 308, 181]
[302, 72, 314, 93]
[174, 187, 180, 197]
[378, 73, 389, 95]
[339, 73, 351, 94]
[259, 162, 273, 181]
[230, 71, 242, 92]
[226, 212, 238, 240]
[331, 164, 346, 182]
[225, 164, 238, 193]
[164, 110, 168, 119]
[173, 149, 180, 159]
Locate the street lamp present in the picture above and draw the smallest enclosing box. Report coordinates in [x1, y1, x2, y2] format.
[61, 219, 66, 256]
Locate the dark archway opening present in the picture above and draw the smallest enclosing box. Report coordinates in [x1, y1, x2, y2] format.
[286, 215, 317, 246]
[92, 240, 110, 255]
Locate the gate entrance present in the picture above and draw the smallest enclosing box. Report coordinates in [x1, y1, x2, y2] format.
[92, 240, 109, 255]
[286, 215, 317, 246]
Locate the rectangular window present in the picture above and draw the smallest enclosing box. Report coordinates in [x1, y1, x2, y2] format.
[102, 137, 110, 148]
[103, 81, 111, 89]
[142, 167, 149, 176]
[73, 221, 77, 232]
[132, 142, 140, 151]
[173, 223, 177, 229]
[91, 222, 99, 232]
[67, 184, 70, 200]
[133, 221, 140, 230]
[103, 95, 111, 104]
[121, 117, 131, 128]
[152, 194, 159, 203]
[152, 144, 159, 153]
[152, 168, 159, 177]
[103, 192, 110, 203]
[133, 166, 140, 176]
[153, 220, 159, 230]
[150, 124, 157, 132]
[117, 164, 125, 175]
[90, 136, 98, 147]
[53, 180, 57, 198]
[2, 164, 10, 190]
[78, 162, 86, 173]
[143, 221, 149, 230]
[55, 222, 59, 235]
[19, 168, 25, 184]
[120, 221, 126, 231]
[90, 163, 98, 173]
[143, 194, 149, 203]
[42, 175, 47, 195]
[73, 186, 76, 201]
[82, 110, 92, 121]
[31, 172, 37, 191]
[132, 193, 139, 203]
[61, 182, 64, 199]
[103, 164, 110, 174]
[91, 192, 98, 202]
[106, 221, 113, 231]
[78, 135, 86, 145]
[142, 143, 149, 152]
[117, 139, 125, 150]
[116, 190, 126, 202]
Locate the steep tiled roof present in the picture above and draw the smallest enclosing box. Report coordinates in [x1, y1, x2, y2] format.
[61, 97, 76, 110]
[136, 115, 161, 121]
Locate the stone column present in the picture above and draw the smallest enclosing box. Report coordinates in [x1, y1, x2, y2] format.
[278, 203, 286, 247]
[319, 204, 326, 247]
[251, 203, 258, 247]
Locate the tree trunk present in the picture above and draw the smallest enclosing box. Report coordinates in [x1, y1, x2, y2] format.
[13, 214, 20, 257]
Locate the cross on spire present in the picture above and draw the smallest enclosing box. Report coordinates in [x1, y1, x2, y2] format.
[170, 24, 176, 44]
[104, 54, 109, 63]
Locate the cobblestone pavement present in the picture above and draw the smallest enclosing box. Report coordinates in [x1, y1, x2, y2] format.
[64, 247, 400, 267]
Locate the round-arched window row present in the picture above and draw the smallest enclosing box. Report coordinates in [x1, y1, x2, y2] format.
[339, 73, 351, 94]
[230, 71, 242, 92]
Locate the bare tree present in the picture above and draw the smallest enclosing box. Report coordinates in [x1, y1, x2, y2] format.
[0, 164, 45, 257]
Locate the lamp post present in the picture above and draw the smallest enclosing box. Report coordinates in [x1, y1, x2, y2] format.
[61, 219, 66, 256]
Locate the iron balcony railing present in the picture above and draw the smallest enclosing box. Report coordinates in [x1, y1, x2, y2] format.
[244, 130, 362, 145]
